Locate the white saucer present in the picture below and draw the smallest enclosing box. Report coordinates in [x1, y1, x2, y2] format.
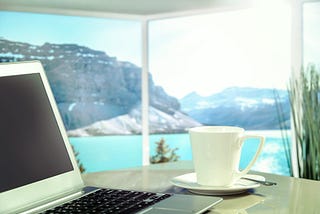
[170, 173, 264, 196]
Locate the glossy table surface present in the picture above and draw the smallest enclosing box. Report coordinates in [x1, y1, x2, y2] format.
[82, 161, 320, 213]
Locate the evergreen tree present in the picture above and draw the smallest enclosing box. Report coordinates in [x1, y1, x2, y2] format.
[150, 138, 180, 164]
[71, 145, 86, 173]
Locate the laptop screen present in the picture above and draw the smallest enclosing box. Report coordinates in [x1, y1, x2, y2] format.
[0, 73, 73, 193]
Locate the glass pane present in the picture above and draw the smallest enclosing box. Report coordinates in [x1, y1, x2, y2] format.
[0, 11, 142, 172]
[303, 2, 320, 67]
[149, 6, 291, 175]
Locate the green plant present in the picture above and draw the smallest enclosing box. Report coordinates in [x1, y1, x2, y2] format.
[150, 138, 180, 164]
[288, 64, 320, 180]
[274, 89, 293, 176]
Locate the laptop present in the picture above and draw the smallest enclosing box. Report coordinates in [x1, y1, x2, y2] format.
[0, 61, 222, 214]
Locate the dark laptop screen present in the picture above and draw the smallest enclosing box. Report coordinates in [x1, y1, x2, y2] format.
[0, 73, 73, 193]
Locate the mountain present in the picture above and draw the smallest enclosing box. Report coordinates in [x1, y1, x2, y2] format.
[0, 38, 199, 135]
[68, 105, 201, 136]
[0, 39, 290, 133]
[180, 87, 290, 130]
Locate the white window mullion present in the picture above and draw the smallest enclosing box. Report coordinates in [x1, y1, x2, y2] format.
[141, 20, 150, 166]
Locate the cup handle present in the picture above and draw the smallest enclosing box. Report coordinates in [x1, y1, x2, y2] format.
[234, 135, 265, 180]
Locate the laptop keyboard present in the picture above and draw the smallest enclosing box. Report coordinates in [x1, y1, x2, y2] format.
[43, 188, 172, 214]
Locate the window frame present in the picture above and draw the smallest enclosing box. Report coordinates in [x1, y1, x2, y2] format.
[1, 0, 298, 169]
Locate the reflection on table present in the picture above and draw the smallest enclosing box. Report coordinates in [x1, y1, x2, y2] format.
[82, 161, 320, 213]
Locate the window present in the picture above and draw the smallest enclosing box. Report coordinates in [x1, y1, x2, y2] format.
[149, 5, 292, 175]
[0, 3, 293, 175]
[303, 1, 320, 67]
[0, 11, 142, 172]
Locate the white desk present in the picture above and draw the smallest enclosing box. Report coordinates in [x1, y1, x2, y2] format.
[82, 161, 320, 213]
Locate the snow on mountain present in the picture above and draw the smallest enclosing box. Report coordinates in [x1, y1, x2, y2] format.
[68, 105, 201, 136]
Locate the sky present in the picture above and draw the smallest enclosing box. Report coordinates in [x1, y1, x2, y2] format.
[0, 11, 142, 66]
[303, 2, 320, 66]
[0, 5, 299, 99]
[149, 6, 292, 98]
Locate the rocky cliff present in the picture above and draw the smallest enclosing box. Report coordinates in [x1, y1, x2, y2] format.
[0, 39, 200, 135]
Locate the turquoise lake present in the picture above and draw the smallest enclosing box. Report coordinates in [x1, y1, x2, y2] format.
[70, 132, 291, 176]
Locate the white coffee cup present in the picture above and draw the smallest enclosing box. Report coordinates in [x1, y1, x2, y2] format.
[189, 126, 265, 187]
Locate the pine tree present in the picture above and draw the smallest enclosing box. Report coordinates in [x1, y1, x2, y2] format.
[71, 145, 86, 173]
[150, 138, 180, 164]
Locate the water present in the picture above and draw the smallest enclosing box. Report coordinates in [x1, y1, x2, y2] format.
[70, 135, 143, 172]
[70, 132, 291, 176]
